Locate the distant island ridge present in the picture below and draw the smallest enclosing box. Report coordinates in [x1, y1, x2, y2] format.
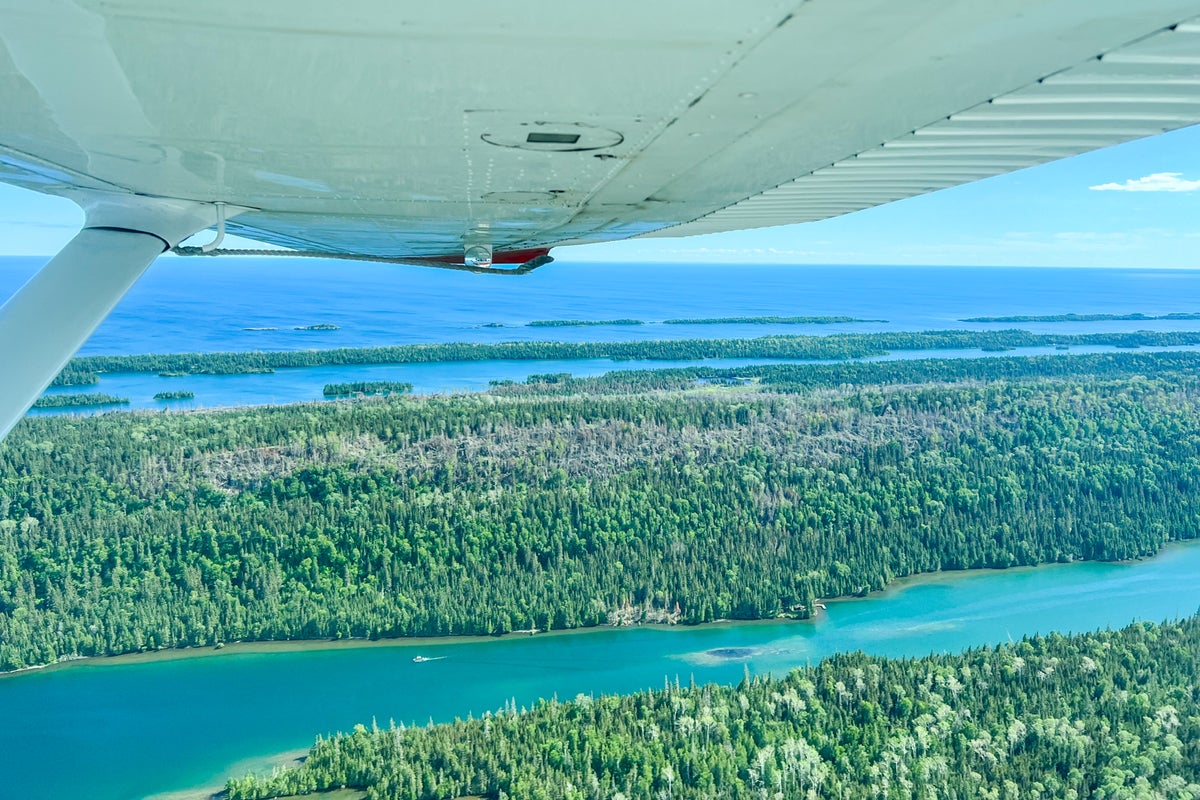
[662, 315, 884, 324]
[47, 328, 1200, 386]
[965, 312, 1200, 323]
[527, 319, 644, 327]
[512, 315, 884, 327]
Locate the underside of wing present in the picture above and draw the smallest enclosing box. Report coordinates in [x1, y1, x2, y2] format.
[649, 19, 1200, 239]
[2, 1, 1200, 260]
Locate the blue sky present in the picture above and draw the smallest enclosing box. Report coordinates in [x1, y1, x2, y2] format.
[3, 125, 1200, 267]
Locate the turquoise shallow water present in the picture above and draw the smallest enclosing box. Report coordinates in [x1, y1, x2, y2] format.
[2, 541, 1198, 800]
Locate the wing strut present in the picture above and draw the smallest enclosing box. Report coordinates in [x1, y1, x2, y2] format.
[0, 195, 237, 441]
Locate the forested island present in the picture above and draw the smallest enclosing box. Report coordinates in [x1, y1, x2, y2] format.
[295, 323, 341, 331]
[527, 319, 644, 327]
[4, 351, 1200, 671]
[225, 615, 1200, 799]
[324, 382, 414, 397]
[965, 312, 1200, 323]
[663, 315, 880, 324]
[45, 328, 1200, 386]
[524, 372, 573, 384]
[153, 391, 195, 401]
[30, 393, 128, 409]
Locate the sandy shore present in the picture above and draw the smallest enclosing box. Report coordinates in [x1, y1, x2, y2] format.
[141, 748, 323, 800]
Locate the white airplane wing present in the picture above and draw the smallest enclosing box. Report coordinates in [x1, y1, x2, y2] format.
[2, 0, 1200, 437]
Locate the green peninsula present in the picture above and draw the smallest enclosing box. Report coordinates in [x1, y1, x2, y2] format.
[4, 351, 1200, 671]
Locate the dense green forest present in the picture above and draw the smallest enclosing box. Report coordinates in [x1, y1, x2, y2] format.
[47, 328, 1200, 385]
[965, 312, 1200, 323]
[153, 391, 195, 401]
[4, 352, 1200, 671]
[225, 615, 1200, 800]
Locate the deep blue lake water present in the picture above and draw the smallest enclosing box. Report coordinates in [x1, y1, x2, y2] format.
[4, 257, 1200, 356]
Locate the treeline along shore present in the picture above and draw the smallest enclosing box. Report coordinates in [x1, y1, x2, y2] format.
[49, 328, 1200, 386]
[3, 351, 1200, 671]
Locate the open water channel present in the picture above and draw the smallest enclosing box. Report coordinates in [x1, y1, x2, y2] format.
[1, 542, 1198, 800]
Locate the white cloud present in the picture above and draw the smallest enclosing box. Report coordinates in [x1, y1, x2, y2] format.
[1089, 172, 1200, 192]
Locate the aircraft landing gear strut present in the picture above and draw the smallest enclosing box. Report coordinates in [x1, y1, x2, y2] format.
[0, 194, 237, 440]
